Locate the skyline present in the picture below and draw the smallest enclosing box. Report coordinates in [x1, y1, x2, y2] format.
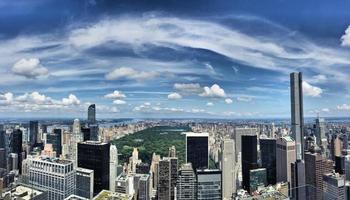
[1, 0, 350, 118]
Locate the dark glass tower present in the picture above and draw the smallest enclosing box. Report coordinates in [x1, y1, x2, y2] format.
[88, 104, 96, 124]
[186, 133, 209, 170]
[78, 141, 110, 195]
[241, 135, 258, 192]
[260, 138, 277, 185]
[10, 129, 23, 172]
[29, 121, 39, 149]
[47, 129, 62, 157]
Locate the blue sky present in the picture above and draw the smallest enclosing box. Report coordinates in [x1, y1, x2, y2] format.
[1, 0, 350, 119]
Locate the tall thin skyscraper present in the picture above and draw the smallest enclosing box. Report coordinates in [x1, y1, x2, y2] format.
[260, 138, 276, 185]
[290, 72, 306, 199]
[221, 139, 236, 199]
[29, 121, 39, 149]
[241, 135, 258, 192]
[157, 157, 177, 200]
[185, 132, 209, 170]
[10, 129, 23, 172]
[110, 144, 118, 192]
[88, 104, 96, 124]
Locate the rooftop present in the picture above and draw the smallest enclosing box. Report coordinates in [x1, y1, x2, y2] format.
[183, 132, 209, 137]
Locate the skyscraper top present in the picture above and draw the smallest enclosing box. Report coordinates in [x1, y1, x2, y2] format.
[88, 104, 96, 124]
[184, 132, 209, 137]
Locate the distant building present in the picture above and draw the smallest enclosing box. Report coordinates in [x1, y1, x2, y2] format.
[78, 141, 110, 195]
[76, 167, 94, 200]
[136, 162, 150, 174]
[241, 135, 258, 192]
[138, 174, 150, 200]
[234, 127, 257, 160]
[41, 143, 57, 157]
[25, 157, 75, 200]
[196, 169, 222, 200]
[249, 168, 267, 193]
[276, 136, 296, 185]
[260, 138, 276, 185]
[29, 121, 39, 149]
[185, 132, 209, 170]
[177, 163, 196, 200]
[115, 173, 134, 196]
[9, 129, 23, 173]
[221, 139, 236, 199]
[87, 104, 96, 124]
[47, 129, 62, 157]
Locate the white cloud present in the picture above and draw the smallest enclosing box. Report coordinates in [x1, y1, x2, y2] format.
[174, 83, 202, 94]
[321, 108, 330, 112]
[168, 92, 182, 100]
[0, 92, 14, 105]
[309, 74, 327, 84]
[105, 67, 158, 81]
[104, 90, 126, 99]
[337, 104, 350, 110]
[113, 99, 126, 105]
[200, 84, 226, 98]
[237, 96, 253, 102]
[12, 58, 49, 79]
[144, 102, 151, 106]
[206, 102, 214, 106]
[302, 81, 323, 97]
[62, 94, 80, 106]
[16, 92, 52, 104]
[225, 98, 233, 104]
[341, 26, 350, 47]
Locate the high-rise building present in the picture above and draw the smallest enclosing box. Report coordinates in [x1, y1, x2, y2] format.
[315, 117, 326, 147]
[177, 163, 196, 200]
[89, 124, 99, 141]
[29, 121, 39, 149]
[185, 132, 209, 170]
[234, 127, 257, 160]
[168, 146, 176, 157]
[138, 174, 150, 200]
[241, 135, 258, 192]
[115, 173, 134, 195]
[221, 139, 236, 199]
[157, 157, 177, 200]
[323, 172, 346, 200]
[136, 163, 150, 174]
[196, 169, 222, 200]
[10, 129, 23, 172]
[290, 72, 306, 199]
[150, 153, 161, 191]
[276, 136, 296, 184]
[0, 148, 5, 169]
[110, 144, 118, 192]
[260, 138, 276, 185]
[70, 119, 83, 166]
[305, 152, 334, 200]
[47, 129, 62, 157]
[87, 104, 96, 124]
[25, 157, 75, 200]
[8, 153, 18, 171]
[78, 141, 110, 195]
[76, 167, 94, 200]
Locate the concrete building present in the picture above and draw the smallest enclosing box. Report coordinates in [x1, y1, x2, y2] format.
[157, 158, 171, 200]
[196, 169, 222, 200]
[25, 157, 75, 200]
[76, 167, 94, 200]
[323, 172, 346, 200]
[1, 184, 48, 200]
[276, 136, 296, 185]
[110, 145, 118, 192]
[177, 163, 196, 200]
[221, 139, 236, 199]
[234, 127, 258, 160]
[138, 174, 150, 200]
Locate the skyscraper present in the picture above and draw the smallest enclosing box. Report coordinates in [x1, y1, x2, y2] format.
[47, 129, 62, 157]
[10, 129, 23, 172]
[305, 152, 334, 200]
[290, 72, 306, 198]
[87, 104, 96, 124]
[260, 138, 276, 185]
[29, 121, 39, 149]
[323, 172, 346, 200]
[315, 117, 326, 147]
[76, 167, 94, 199]
[234, 127, 258, 160]
[78, 141, 110, 195]
[185, 132, 209, 170]
[276, 136, 296, 184]
[157, 157, 177, 200]
[221, 139, 236, 199]
[177, 163, 196, 200]
[196, 169, 222, 200]
[241, 135, 258, 192]
[25, 157, 75, 200]
[110, 144, 118, 192]
[138, 174, 150, 200]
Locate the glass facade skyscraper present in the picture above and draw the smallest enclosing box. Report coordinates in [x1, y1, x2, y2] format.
[185, 132, 209, 170]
